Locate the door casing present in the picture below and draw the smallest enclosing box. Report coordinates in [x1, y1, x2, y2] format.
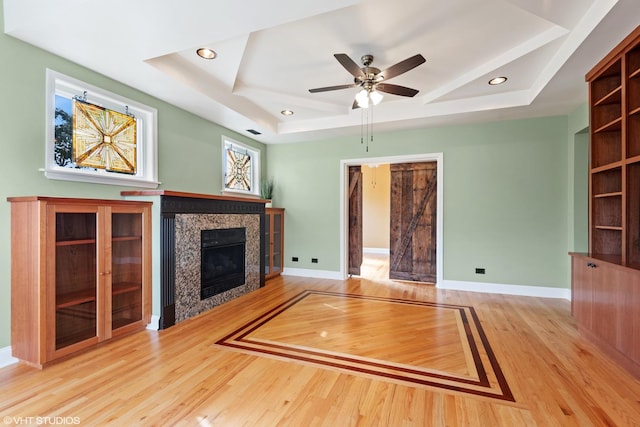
[339, 153, 444, 283]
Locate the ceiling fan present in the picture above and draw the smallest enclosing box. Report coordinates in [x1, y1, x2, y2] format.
[309, 53, 426, 108]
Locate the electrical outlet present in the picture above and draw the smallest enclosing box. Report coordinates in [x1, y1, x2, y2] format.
[292, 257, 299, 262]
[475, 268, 485, 274]
[311, 258, 318, 263]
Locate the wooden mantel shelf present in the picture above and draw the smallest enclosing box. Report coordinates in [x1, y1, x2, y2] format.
[121, 190, 269, 204]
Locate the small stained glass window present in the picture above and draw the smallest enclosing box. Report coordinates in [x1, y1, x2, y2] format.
[225, 146, 251, 191]
[222, 136, 260, 196]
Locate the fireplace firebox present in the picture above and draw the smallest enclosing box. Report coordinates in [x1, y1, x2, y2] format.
[201, 227, 246, 300]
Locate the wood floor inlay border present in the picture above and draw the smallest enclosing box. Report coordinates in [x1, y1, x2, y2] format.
[215, 290, 514, 401]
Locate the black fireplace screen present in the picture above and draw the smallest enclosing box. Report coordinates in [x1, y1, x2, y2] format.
[201, 228, 246, 300]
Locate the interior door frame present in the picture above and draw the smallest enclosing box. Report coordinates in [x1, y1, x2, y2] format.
[339, 152, 444, 284]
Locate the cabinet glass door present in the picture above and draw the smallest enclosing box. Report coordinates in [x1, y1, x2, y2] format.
[55, 212, 97, 349]
[265, 213, 271, 275]
[272, 213, 282, 274]
[111, 212, 143, 330]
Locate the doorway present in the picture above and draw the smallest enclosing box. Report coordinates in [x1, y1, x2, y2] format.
[340, 153, 444, 284]
[361, 164, 391, 280]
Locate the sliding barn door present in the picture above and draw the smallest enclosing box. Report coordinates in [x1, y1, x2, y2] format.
[389, 162, 437, 283]
[348, 165, 363, 275]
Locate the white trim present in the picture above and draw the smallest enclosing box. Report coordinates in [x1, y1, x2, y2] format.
[363, 247, 390, 254]
[340, 153, 444, 284]
[282, 268, 571, 300]
[0, 346, 19, 368]
[44, 69, 159, 188]
[438, 279, 571, 300]
[282, 267, 343, 280]
[146, 315, 161, 331]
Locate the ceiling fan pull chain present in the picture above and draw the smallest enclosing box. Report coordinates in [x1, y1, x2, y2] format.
[368, 106, 373, 152]
[361, 108, 365, 146]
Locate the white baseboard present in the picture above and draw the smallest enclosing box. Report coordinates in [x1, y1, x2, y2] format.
[363, 247, 390, 254]
[282, 267, 343, 280]
[0, 346, 19, 368]
[438, 279, 571, 300]
[146, 315, 160, 331]
[281, 269, 570, 300]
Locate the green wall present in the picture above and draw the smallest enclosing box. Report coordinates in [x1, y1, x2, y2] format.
[567, 103, 590, 254]
[267, 116, 573, 288]
[0, 6, 265, 348]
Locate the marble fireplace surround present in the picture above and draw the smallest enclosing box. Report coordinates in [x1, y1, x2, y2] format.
[121, 190, 266, 329]
[175, 213, 260, 323]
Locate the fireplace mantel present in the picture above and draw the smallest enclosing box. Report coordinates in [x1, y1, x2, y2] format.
[121, 190, 266, 329]
[121, 190, 269, 204]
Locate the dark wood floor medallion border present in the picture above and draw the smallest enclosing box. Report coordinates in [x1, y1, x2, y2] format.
[215, 290, 514, 402]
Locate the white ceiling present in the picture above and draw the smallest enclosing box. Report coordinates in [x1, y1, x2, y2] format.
[4, 0, 640, 144]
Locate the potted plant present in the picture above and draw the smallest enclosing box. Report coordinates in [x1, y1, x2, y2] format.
[260, 178, 274, 207]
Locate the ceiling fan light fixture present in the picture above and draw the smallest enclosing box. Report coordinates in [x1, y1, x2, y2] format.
[488, 76, 507, 85]
[355, 89, 370, 108]
[196, 48, 217, 60]
[370, 90, 383, 105]
[355, 88, 383, 108]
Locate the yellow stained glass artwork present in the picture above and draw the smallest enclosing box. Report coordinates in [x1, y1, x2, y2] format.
[72, 99, 137, 174]
[225, 148, 251, 191]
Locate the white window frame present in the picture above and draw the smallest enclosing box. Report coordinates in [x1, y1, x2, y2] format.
[44, 69, 159, 188]
[221, 136, 260, 197]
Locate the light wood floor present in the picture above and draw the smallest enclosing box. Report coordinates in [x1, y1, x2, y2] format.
[1, 270, 640, 426]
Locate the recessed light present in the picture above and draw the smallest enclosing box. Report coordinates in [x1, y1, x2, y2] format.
[196, 48, 217, 60]
[281, 109, 294, 116]
[488, 76, 507, 85]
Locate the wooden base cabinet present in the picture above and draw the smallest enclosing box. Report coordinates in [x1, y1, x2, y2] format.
[265, 208, 284, 280]
[8, 196, 152, 368]
[570, 254, 640, 379]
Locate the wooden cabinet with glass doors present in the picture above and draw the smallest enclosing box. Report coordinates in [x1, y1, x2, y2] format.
[8, 196, 151, 368]
[265, 208, 284, 280]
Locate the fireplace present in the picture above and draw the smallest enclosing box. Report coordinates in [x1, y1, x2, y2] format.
[123, 191, 266, 328]
[201, 227, 246, 300]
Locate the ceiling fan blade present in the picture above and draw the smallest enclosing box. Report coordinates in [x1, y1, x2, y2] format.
[334, 53, 366, 79]
[378, 54, 426, 80]
[376, 83, 419, 97]
[352, 99, 360, 110]
[309, 83, 357, 93]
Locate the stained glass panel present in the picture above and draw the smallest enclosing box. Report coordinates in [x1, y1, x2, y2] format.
[72, 99, 137, 174]
[225, 148, 252, 191]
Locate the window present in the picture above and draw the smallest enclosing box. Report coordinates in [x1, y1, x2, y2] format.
[222, 136, 260, 197]
[45, 69, 159, 188]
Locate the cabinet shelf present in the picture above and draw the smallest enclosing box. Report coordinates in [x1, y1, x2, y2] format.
[629, 106, 640, 116]
[56, 238, 96, 247]
[113, 235, 142, 242]
[57, 289, 96, 309]
[594, 225, 623, 231]
[591, 162, 623, 174]
[593, 191, 623, 198]
[113, 282, 142, 295]
[594, 86, 622, 106]
[627, 154, 640, 165]
[630, 67, 640, 79]
[594, 116, 622, 133]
